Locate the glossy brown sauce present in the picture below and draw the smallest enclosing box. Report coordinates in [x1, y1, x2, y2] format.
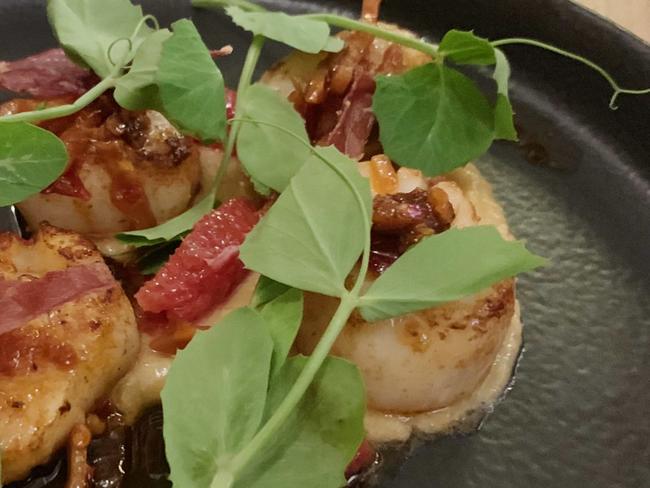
[0, 96, 197, 230]
[93, 140, 157, 229]
[0, 327, 78, 376]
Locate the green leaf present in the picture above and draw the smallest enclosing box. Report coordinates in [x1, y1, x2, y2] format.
[258, 287, 304, 376]
[493, 48, 518, 141]
[116, 192, 213, 247]
[323, 36, 345, 53]
[225, 6, 343, 54]
[235, 355, 365, 488]
[359, 226, 546, 321]
[115, 20, 226, 142]
[0, 123, 68, 206]
[157, 19, 226, 142]
[438, 29, 496, 65]
[240, 146, 372, 297]
[162, 308, 274, 487]
[136, 240, 181, 275]
[251, 275, 291, 308]
[47, 0, 151, 77]
[373, 63, 495, 176]
[237, 84, 311, 192]
[114, 29, 172, 110]
[249, 176, 272, 196]
[192, 0, 267, 12]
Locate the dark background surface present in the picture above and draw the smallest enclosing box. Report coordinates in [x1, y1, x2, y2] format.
[1, 1, 649, 487]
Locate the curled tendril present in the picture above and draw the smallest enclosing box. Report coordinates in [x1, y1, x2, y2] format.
[135, 14, 161, 35]
[609, 87, 650, 110]
[105, 14, 161, 69]
[107, 37, 133, 66]
[491, 38, 650, 110]
[610, 91, 622, 110]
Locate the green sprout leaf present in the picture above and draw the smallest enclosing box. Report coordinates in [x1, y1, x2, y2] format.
[439, 29, 496, 65]
[235, 356, 365, 488]
[117, 192, 213, 247]
[226, 6, 343, 54]
[258, 287, 304, 376]
[322, 36, 345, 53]
[0, 123, 68, 206]
[373, 62, 495, 176]
[156, 19, 227, 142]
[115, 20, 226, 142]
[114, 28, 173, 110]
[193, 0, 267, 12]
[162, 304, 365, 488]
[251, 275, 291, 308]
[438, 31, 516, 141]
[493, 48, 518, 141]
[240, 146, 372, 297]
[47, 0, 152, 77]
[162, 308, 274, 488]
[135, 239, 182, 275]
[359, 226, 546, 321]
[237, 84, 311, 192]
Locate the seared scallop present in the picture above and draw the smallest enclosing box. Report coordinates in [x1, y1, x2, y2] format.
[0, 97, 203, 239]
[295, 160, 519, 423]
[266, 25, 521, 435]
[298, 280, 515, 413]
[0, 224, 139, 483]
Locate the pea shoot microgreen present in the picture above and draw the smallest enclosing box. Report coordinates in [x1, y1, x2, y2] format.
[115, 33, 267, 247]
[235, 84, 311, 192]
[373, 62, 496, 175]
[0, 123, 68, 206]
[225, 6, 344, 53]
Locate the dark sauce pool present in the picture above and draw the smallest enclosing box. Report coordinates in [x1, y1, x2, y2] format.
[7, 406, 383, 488]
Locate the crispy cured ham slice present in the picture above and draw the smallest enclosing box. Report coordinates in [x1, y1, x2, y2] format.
[0, 263, 115, 336]
[0, 48, 94, 97]
[317, 72, 376, 160]
[262, 26, 430, 160]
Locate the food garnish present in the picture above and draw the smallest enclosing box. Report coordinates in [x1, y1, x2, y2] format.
[1, 0, 648, 487]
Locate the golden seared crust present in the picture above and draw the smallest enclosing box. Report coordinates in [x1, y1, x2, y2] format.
[0, 224, 139, 483]
[375, 280, 515, 356]
[0, 223, 99, 277]
[298, 280, 515, 413]
[297, 165, 515, 415]
[11, 100, 205, 238]
[296, 162, 518, 414]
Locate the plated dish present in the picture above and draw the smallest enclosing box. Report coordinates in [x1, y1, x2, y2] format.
[0, 0, 648, 487]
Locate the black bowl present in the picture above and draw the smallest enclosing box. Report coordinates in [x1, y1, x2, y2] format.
[1, 1, 649, 487]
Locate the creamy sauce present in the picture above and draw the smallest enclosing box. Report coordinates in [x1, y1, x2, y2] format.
[110, 273, 260, 423]
[109, 337, 172, 424]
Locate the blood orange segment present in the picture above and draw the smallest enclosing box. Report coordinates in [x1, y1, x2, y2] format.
[345, 439, 377, 479]
[225, 88, 237, 120]
[135, 198, 259, 322]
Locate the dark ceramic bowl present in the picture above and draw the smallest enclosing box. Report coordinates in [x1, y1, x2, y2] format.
[1, 1, 649, 487]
